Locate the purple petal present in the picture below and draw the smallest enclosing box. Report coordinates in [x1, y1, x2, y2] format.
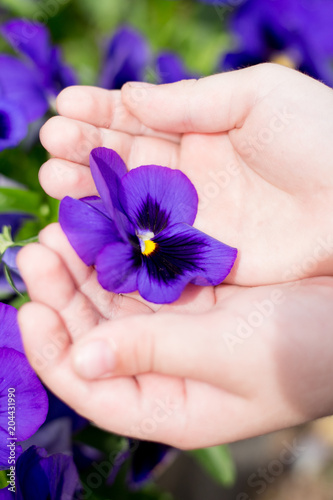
[0, 55, 48, 122]
[138, 223, 237, 304]
[99, 26, 151, 90]
[0, 100, 28, 151]
[0, 487, 13, 499]
[2, 246, 21, 274]
[0, 303, 24, 353]
[1, 19, 51, 69]
[96, 241, 141, 294]
[90, 147, 127, 209]
[0, 348, 48, 464]
[120, 166, 198, 233]
[59, 196, 121, 266]
[90, 148, 135, 240]
[128, 440, 172, 487]
[0, 212, 31, 236]
[15, 446, 81, 499]
[48, 46, 78, 95]
[156, 52, 194, 84]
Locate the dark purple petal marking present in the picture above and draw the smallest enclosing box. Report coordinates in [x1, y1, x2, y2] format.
[120, 165, 198, 233]
[137, 223, 237, 303]
[96, 241, 142, 294]
[59, 196, 122, 266]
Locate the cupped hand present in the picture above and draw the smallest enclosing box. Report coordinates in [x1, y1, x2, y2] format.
[17, 224, 333, 449]
[39, 63, 333, 286]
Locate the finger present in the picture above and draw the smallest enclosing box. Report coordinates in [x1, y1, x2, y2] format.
[70, 309, 268, 393]
[39, 223, 153, 320]
[121, 64, 284, 133]
[40, 116, 179, 169]
[18, 302, 188, 444]
[39, 158, 97, 200]
[17, 243, 100, 340]
[56, 86, 180, 143]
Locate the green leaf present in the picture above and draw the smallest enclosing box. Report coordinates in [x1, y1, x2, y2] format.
[0, 188, 43, 217]
[0, 470, 8, 489]
[188, 444, 236, 487]
[10, 293, 30, 310]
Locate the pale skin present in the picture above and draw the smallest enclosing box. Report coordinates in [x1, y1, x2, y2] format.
[17, 63, 333, 449]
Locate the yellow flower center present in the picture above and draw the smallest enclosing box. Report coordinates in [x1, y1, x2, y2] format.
[270, 53, 296, 69]
[142, 239, 157, 256]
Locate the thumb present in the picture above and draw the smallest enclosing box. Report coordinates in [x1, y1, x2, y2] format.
[71, 312, 213, 380]
[70, 310, 253, 387]
[121, 64, 276, 134]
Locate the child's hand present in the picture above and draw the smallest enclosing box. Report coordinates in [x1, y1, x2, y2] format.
[17, 224, 333, 449]
[39, 63, 333, 286]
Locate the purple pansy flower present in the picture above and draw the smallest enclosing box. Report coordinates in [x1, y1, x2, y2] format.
[0, 446, 82, 499]
[1, 19, 77, 96]
[0, 213, 30, 294]
[221, 0, 333, 87]
[156, 52, 195, 84]
[107, 439, 173, 488]
[0, 304, 48, 469]
[60, 148, 237, 304]
[0, 19, 77, 150]
[0, 99, 27, 152]
[127, 440, 174, 488]
[99, 26, 151, 90]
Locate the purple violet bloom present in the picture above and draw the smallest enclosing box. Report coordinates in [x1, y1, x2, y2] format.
[107, 439, 173, 488]
[0, 213, 30, 293]
[0, 99, 27, 152]
[0, 19, 76, 150]
[156, 52, 195, 84]
[1, 19, 77, 96]
[0, 446, 81, 500]
[99, 26, 151, 90]
[128, 440, 174, 488]
[0, 304, 48, 469]
[221, 0, 333, 87]
[60, 147, 237, 304]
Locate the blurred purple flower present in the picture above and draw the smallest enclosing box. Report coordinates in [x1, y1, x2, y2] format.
[0, 99, 27, 152]
[108, 439, 173, 488]
[59, 147, 237, 304]
[0, 304, 48, 469]
[0, 446, 81, 500]
[221, 0, 333, 86]
[156, 52, 195, 84]
[99, 26, 151, 90]
[1, 19, 77, 95]
[0, 213, 29, 294]
[0, 19, 77, 150]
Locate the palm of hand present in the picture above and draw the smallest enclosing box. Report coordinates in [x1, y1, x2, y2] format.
[39, 65, 333, 286]
[18, 223, 333, 448]
[18, 64, 333, 448]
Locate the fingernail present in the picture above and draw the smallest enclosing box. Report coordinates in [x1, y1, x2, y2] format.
[126, 81, 155, 89]
[73, 340, 115, 379]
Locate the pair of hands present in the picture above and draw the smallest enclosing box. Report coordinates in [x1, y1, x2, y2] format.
[18, 63, 333, 449]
